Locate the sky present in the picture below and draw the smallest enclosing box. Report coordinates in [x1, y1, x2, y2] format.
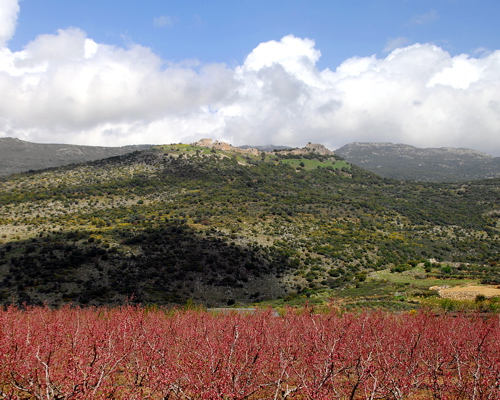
[1, 0, 500, 155]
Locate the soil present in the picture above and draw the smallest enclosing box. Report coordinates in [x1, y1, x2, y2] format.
[431, 285, 500, 301]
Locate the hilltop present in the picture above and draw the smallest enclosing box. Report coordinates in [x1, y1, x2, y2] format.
[193, 138, 334, 156]
[0, 140, 499, 308]
[336, 142, 500, 182]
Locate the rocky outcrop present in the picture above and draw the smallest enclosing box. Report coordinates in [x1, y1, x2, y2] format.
[192, 139, 260, 156]
[280, 143, 335, 156]
[193, 139, 335, 158]
[305, 143, 333, 155]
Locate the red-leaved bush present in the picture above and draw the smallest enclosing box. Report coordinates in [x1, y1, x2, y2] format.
[0, 306, 499, 399]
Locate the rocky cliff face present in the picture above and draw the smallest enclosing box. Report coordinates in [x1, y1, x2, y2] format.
[336, 142, 500, 182]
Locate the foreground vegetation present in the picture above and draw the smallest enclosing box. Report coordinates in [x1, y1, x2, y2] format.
[0, 306, 499, 399]
[0, 143, 499, 307]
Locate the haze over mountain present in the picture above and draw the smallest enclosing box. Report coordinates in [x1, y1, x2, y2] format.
[336, 142, 500, 182]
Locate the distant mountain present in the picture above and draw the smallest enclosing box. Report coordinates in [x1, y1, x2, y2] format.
[335, 142, 500, 182]
[0, 137, 152, 176]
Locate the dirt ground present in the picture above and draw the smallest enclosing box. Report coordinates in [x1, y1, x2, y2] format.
[430, 285, 500, 301]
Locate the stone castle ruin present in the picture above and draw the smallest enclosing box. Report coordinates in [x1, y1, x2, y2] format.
[192, 139, 260, 156]
[192, 139, 334, 156]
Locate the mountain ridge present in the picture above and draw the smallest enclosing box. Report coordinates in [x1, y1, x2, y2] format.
[335, 142, 500, 182]
[3, 137, 500, 182]
[0, 137, 152, 176]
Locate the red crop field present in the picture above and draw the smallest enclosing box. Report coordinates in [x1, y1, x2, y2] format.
[0, 306, 499, 399]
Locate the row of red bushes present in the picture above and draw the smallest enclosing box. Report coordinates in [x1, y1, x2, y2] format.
[0, 306, 499, 399]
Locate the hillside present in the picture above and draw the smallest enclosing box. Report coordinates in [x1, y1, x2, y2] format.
[336, 142, 500, 182]
[0, 141, 499, 308]
[0, 137, 152, 176]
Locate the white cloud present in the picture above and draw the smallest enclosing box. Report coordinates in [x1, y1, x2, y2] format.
[219, 41, 500, 154]
[0, 2, 499, 155]
[0, 0, 19, 47]
[410, 9, 438, 26]
[153, 15, 174, 28]
[427, 54, 480, 89]
[0, 25, 237, 145]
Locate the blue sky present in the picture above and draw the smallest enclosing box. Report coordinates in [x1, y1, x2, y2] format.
[10, 1, 500, 69]
[1, 0, 500, 154]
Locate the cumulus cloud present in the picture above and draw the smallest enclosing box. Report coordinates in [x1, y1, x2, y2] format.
[219, 39, 500, 154]
[0, 0, 19, 47]
[1, 1, 499, 155]
[0, 26, 237, 145]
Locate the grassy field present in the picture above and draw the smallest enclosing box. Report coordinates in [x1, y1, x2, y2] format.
[369, 266, 478, 287]
[280, 157, 350, 170]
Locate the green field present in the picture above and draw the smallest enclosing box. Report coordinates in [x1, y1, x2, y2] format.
[281, 157, 350, 170]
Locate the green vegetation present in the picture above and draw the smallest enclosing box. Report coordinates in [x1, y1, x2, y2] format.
[280, 157, 349, 171]
[0, 144, 499, 308]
